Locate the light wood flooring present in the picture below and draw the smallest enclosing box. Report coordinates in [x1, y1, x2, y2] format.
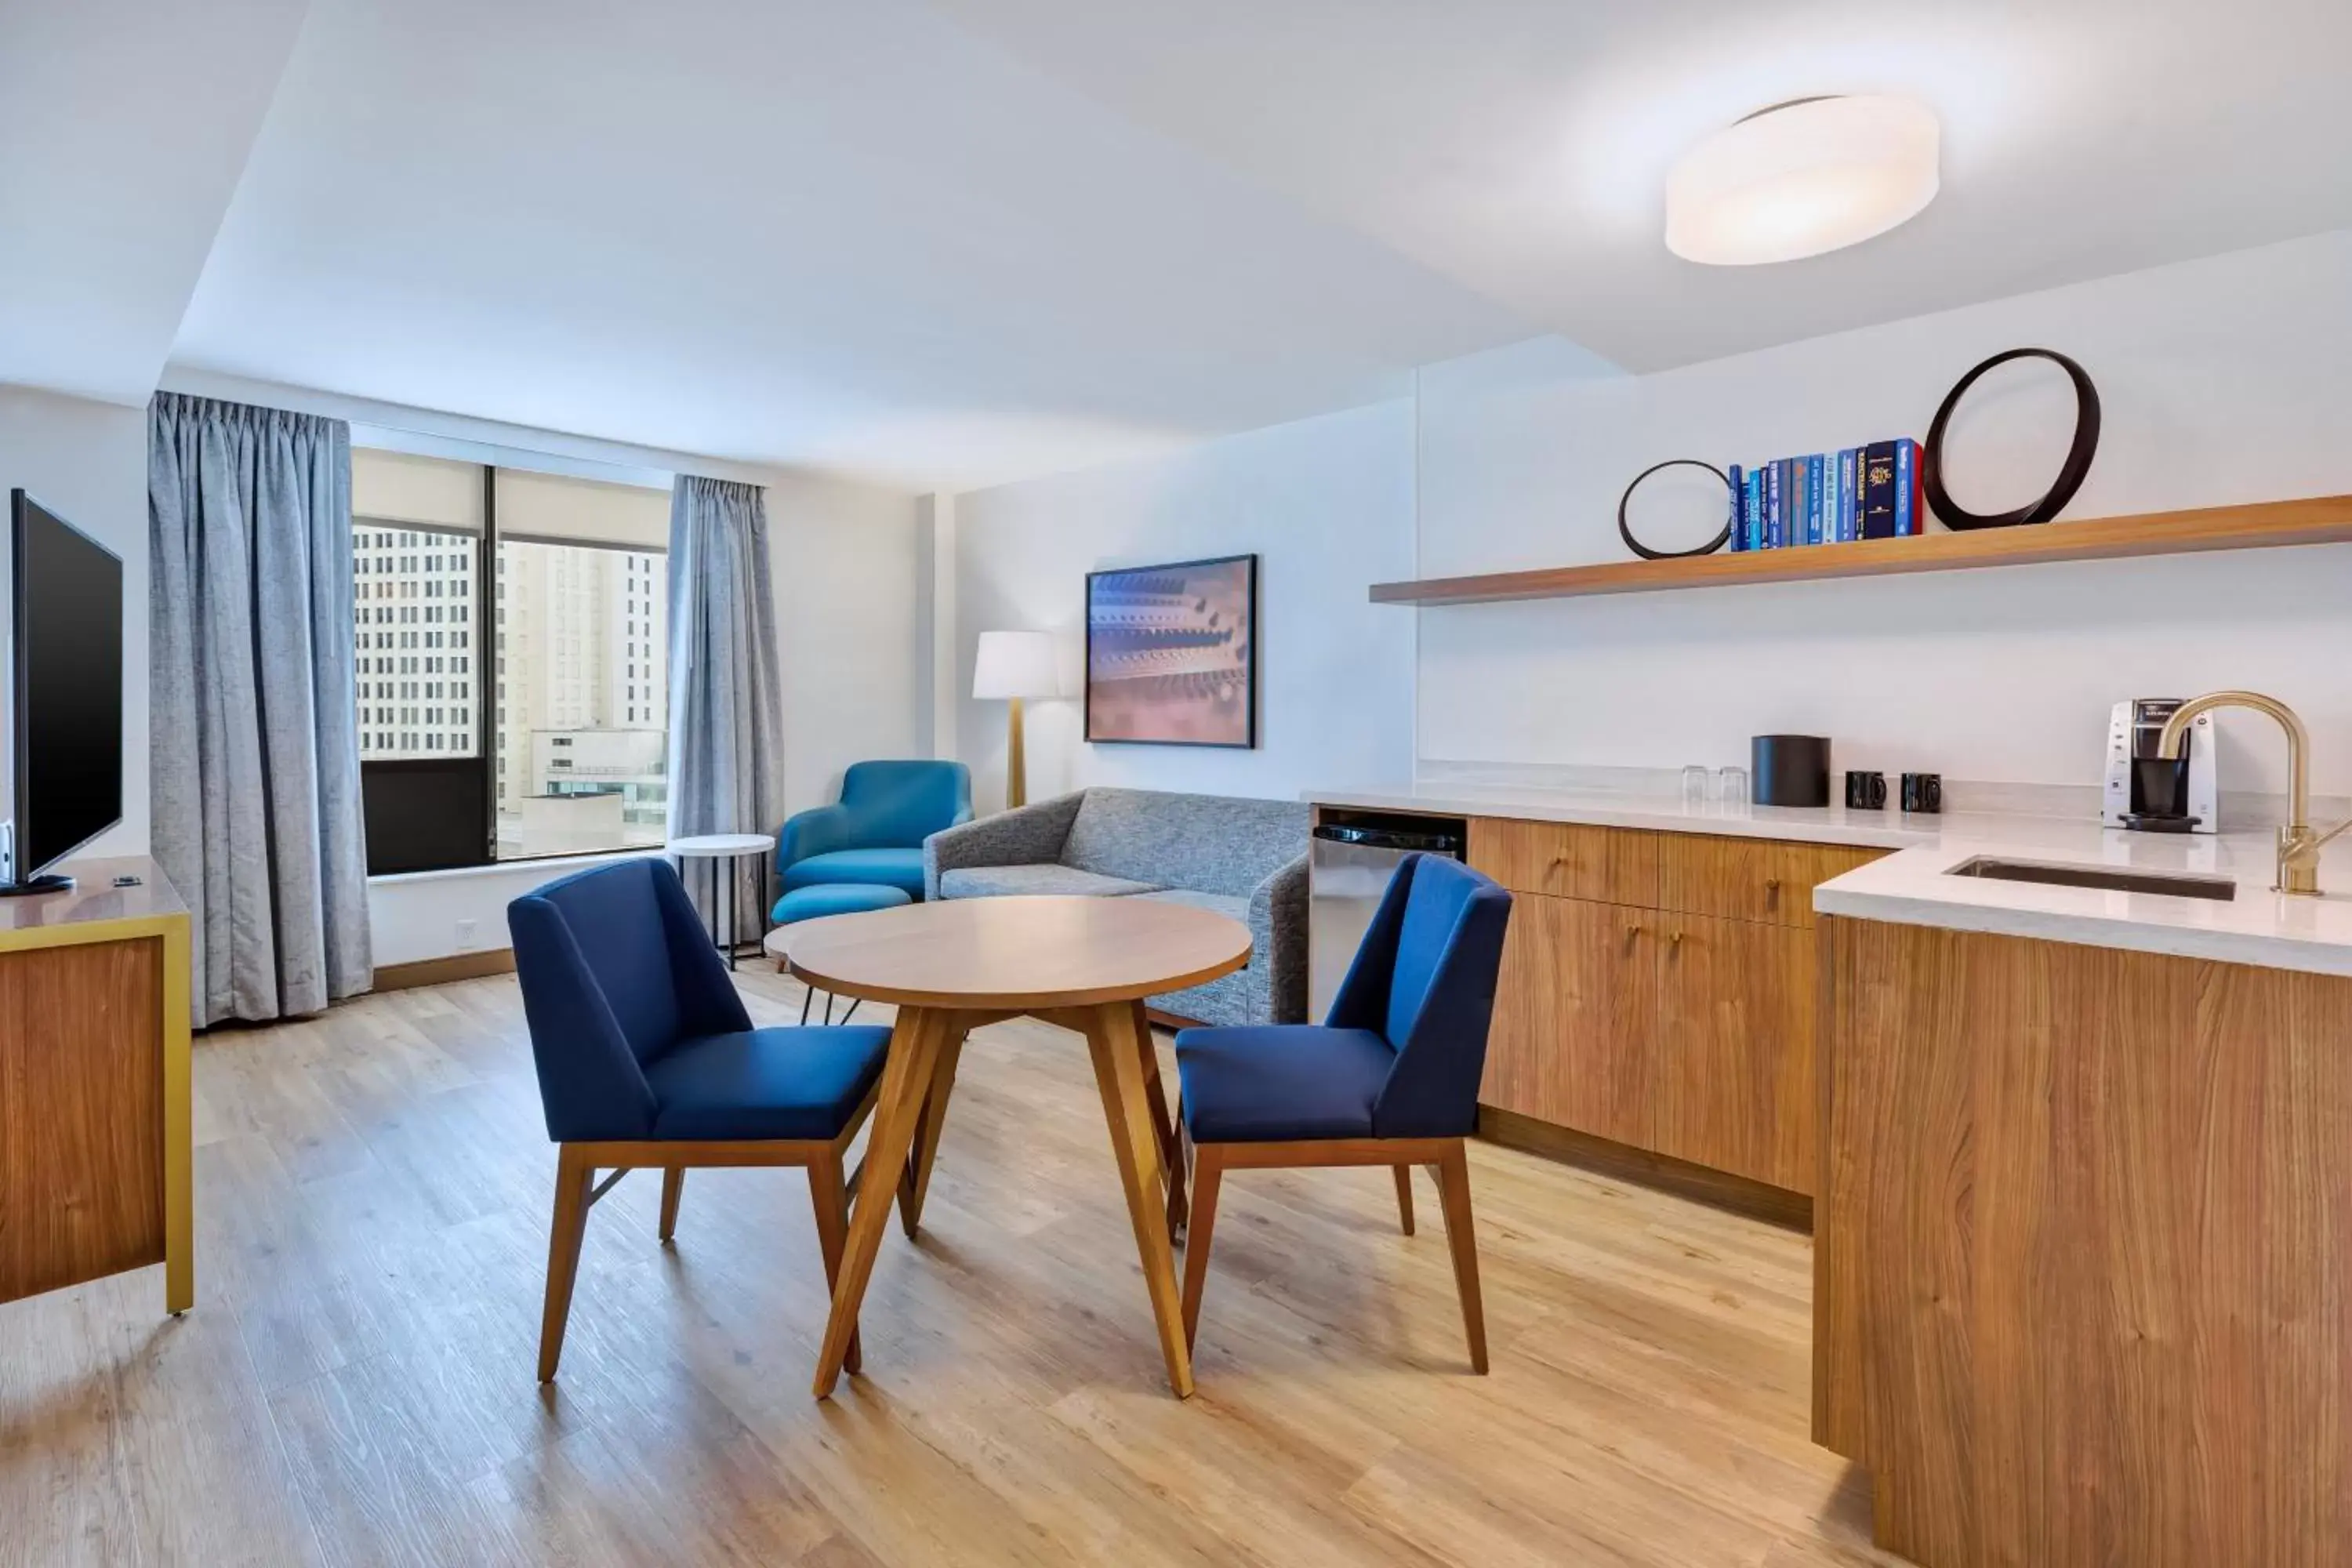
[0, 966, 1898, 1566]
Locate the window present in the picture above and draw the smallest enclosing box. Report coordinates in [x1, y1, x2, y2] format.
[350, 450, 671, 873]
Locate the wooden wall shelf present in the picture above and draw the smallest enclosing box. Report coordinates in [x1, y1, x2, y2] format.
[1370, 495, 2352, 607]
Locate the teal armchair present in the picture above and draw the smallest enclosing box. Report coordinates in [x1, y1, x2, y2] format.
[775, 760, 972, 917]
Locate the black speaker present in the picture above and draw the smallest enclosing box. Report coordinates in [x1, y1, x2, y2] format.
[1752, 735, 1831, 808]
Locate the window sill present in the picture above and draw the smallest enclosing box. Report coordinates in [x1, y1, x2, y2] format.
[368, 846, 663, 887]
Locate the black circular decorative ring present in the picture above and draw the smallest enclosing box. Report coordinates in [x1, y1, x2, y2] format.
[1617, 458, 1733, 560]
[1922, 347, 2100, 531]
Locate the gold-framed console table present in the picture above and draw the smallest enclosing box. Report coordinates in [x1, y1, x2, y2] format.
[0, 857, 193, 1316]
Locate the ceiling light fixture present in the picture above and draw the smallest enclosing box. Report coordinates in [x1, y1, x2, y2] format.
[1665, 95, 1940, 266]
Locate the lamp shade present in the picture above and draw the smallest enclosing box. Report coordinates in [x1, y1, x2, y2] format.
[1666, 95, 1940, 267]
[972, 630, 1059, 701]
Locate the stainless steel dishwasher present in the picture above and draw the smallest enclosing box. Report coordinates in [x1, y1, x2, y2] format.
[1308, 810, 1468, 1020]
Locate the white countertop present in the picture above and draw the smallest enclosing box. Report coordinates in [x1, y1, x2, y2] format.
[1309, 781, 1955, 848]
[1813, 825, 2352, 978]
[1305, 781, 2352, 978]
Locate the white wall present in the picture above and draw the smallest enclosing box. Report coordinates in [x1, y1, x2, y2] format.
[1414, 230, 2352, 797]
[0, 386, 151, 861]
[769, 470, 930, 815]
[952, 400, 1417, 811]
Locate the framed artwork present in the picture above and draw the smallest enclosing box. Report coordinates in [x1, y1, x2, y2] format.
[1084, 553, 1258, 749]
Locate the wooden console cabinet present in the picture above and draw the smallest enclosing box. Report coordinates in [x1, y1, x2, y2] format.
[1469, 817, 1879, 1196]
[0, 858, 193, 1315]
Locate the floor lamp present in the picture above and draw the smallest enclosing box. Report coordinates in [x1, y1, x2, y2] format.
[972, 630, 1059, 809]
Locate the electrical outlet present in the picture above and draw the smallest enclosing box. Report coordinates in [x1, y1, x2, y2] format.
[455, 918, 478, 950]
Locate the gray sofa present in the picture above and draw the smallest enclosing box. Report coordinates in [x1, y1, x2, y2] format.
[923, 787, 1309, 1026]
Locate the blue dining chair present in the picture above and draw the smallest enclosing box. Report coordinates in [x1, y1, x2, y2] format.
[774, 760, 973, 916]
[507, 858, 894, 1382]
[1171, 852, 1512, 1372]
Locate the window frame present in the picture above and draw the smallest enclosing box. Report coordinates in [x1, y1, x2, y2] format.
[355, 463, 672, 876]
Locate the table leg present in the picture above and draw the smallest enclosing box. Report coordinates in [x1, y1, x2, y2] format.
[898, 1023, 969, 1238]
[812, 1005, 953, 1398]
[1082, 1001, 1196, 1399]
[1131, 1000, 1185, 1230]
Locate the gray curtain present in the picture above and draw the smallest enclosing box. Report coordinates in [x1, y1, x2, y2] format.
[667, 475, 786, 925]
[150, 392, 372, 1025]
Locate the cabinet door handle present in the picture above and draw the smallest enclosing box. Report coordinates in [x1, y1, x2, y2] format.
[1670, 931, 1683, 946]
[1765, 877, 1781, 905]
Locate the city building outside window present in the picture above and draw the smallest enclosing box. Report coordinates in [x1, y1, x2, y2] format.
[349, 448, 670, 871]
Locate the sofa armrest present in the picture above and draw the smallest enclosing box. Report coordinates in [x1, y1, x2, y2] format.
[777, 802, 853, 873]
[1247, 852, 1311, 1024]
[923, 792, 1085, 899]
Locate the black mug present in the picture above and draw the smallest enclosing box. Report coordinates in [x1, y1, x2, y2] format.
[1845, 771, 1888, 811]
[1902, 772, 1943, 814]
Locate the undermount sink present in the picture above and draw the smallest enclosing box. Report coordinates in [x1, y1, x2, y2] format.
[1945, 855, 2238, 902]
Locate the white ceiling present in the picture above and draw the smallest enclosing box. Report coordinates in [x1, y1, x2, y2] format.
[6, 0, 2351, 490]
[931, 0, 2352, 372]
[163, 0, 1534, 490]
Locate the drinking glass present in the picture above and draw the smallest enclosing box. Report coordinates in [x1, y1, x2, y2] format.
[1681, 764, 1711, 811]
[1717, 765, 1750, 810]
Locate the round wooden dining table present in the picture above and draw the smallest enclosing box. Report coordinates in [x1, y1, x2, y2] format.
[785, 895, 1251, 1399]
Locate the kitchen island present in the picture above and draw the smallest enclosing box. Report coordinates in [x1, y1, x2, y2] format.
[1813, 826, 2352, 1567]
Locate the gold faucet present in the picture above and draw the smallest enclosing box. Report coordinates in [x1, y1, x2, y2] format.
[2158, 690, 2350, 896]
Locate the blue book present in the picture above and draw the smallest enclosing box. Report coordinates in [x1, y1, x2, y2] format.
[1741, 468, 1760, 550]
[1894, 439, 1915, 536]
[1726, 464, 1745, 550]
[1766, 460, 1783, 548]
[1859, 441, 1898, 539]
[1807, 453, 1826, 545]
[1837, 448, 1857, 542]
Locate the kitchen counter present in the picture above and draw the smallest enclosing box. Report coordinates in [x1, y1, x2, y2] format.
[1308, 781, 2352, 979]
[1815, 822, 2352, 978]
[1308, 781, 1947, 848]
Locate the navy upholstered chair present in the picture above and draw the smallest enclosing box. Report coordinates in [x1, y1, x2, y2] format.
[507, 858, 893, 1381]
[1171, 852, 1512, 1372]
[775, 760, 973, 916]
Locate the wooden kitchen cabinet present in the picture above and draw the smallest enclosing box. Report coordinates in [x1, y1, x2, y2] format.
[1658, 833, 1882, 929]
[1471, 816, 1879, 1203]
[1651, 913, 1816, 1191]
[1482, 894, 1657, 1148]
[1469, 817, 1657, 905]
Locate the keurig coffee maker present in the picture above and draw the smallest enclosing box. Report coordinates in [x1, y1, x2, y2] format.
[2103, 699, 2217, 833]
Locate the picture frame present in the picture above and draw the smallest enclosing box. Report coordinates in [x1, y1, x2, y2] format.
[1083, 552, 1258, 749]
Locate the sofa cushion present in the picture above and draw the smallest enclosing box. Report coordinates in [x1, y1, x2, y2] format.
[938, 862, 1163, 899]
[1131, 887, 1250, 924]
[1174, 1025, 1396, 1143]
[1060, 788, 1308, 899]
[782, 847, 926, 897]
[645, 1025, 891, 1142]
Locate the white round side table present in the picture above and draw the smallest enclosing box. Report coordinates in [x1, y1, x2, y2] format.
[666, 833, 776, 971]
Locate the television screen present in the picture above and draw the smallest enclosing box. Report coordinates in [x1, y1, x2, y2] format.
[1084, 553, 1258, 748]
[11, 491, 122, 880]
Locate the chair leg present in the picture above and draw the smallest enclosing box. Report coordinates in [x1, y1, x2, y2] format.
[809, 1153, 862, 1376]
[1179, 1145, 1225, 1353]
[1392, 1164, 1415, 1236]
[1434, 1140, 1487, 1374]
[537, 1145, 595, 1382]
[1167, 1105, 1192, 1239]
[659, 1167, 684, 1243]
